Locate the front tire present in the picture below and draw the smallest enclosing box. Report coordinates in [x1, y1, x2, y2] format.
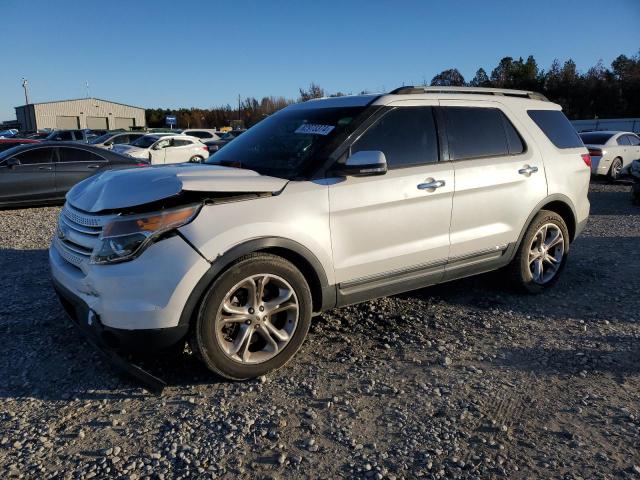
[190, 253, 312, 380]
[507, 210, 569, 294]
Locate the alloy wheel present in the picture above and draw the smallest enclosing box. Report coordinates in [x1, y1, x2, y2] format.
[528, 223, 565, 285]
[215, 274, 299, 364]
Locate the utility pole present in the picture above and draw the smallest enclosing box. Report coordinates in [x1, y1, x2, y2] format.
[86, 81, 90, 99]
[21, 78, 30, 105]
[238, 94, 241, 121]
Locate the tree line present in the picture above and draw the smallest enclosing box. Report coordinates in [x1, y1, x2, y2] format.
[146, 51, 639, 129]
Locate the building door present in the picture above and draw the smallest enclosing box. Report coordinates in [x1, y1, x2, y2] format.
[114, 117, 135, 130]
[87, 116, 108, 130]
[56, 116, 80, 129]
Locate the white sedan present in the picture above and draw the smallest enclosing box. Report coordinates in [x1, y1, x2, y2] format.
[112, 134, 210, 165]
[580, 131, 640, 180]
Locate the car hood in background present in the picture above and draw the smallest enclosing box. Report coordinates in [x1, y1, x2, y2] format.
[66, 164, 289, 213]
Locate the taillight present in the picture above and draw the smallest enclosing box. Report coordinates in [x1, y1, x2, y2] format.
[581, 154, 592, 167]
[201, 146, 208, 151]
[587, 148, 602, 157]
[135, 162, 149, 167]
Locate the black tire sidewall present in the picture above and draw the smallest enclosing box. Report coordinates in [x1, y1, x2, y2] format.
[195, 254, 312, 380]
[609, 158, 622, 180]
[516, 211, 569, 294]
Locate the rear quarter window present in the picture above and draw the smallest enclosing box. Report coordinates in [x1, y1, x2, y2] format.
[528, 110, 583, 149]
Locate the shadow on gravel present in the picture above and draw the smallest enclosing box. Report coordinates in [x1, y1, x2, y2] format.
[588, 187, 638, 216]
[0, 248, 223, 400]
[397, 233, 639, 323]
[494, 336, 640, 383]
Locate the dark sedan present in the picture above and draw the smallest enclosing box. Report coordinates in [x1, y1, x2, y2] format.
[203, 129, 246, 153]
[0, 142, 148, 208]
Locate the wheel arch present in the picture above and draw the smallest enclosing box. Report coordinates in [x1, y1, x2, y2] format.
[517, 194, 578, 249]
[178, 237, 336, 328]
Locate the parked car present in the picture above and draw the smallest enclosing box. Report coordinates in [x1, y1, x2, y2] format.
[112, 134, 209, 164]
[0, 129, 19, 138]
[180, 129, 221, 141]
[89, 132, 146, 149]
[579, 131, 640, 180]
[0, 142, 148, 208]
[0, 138, 41, 153]
[50, 86, 590, 384]
[44, 129, 92, 143]
[204, 129, 246, 153]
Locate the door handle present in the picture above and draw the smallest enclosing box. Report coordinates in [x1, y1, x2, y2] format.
[518, 165, 539, 176]
[417, 179, 446, 190]
[87, 164, 101, 169]
[38, 166, 53, 170]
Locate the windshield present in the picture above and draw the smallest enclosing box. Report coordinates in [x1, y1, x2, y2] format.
[131, 135, 159, 148]
[90, 133, 113, 144]
[579, 132, 615, 145]
[205, 106, 367, 179]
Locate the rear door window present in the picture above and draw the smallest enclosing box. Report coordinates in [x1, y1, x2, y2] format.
[172, 139, 193, 147]
[617, 135, 631, 146]
[352, 107, 439, 168]
[527, 110, 583, 149]
[58, 148, 105, 163]
[443, 107, 511, 160]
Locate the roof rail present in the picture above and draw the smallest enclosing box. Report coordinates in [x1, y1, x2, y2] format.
[389, 85, 549, 102]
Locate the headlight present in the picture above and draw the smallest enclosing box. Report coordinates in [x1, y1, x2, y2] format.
[91, 204, 201, 264]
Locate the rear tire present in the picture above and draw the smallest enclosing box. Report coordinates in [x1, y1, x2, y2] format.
[190, 253, 312, 380]
[506, 210, 569, 294]
[189, 155, 204, 163]
[608, 157, 623, 181]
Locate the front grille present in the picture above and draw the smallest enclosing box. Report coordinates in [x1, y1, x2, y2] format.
[54, 203, 115, 268]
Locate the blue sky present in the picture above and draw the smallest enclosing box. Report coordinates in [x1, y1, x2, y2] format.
[1, 0, 639, 121]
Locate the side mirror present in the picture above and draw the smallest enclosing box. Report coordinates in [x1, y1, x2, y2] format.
[330, 151, 388, 177]
[104, 142, 112, 148]
[6, 158, 21, 168]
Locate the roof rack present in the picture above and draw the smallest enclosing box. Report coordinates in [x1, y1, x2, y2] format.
[389, 85, 549, 102]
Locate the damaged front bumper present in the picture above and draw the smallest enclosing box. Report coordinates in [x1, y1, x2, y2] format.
[52, 278, 186, 394]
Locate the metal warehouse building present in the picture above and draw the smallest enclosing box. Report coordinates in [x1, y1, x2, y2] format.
[15, 98, 146, 131]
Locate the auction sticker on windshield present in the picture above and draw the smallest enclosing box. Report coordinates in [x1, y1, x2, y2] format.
[295, 124, 335, 136]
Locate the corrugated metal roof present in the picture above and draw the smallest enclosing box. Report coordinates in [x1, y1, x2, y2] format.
[15, 97, 144, 110]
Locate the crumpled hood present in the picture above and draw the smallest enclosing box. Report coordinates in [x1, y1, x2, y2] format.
[66, 164, 289, 213]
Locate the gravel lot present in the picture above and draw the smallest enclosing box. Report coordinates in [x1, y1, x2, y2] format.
[1, 181, 639, 479]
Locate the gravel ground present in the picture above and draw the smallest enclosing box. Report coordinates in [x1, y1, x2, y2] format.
[1, 181, 639, 479]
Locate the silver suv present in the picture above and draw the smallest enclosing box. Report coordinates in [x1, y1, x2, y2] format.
[50, 87, 590, 382]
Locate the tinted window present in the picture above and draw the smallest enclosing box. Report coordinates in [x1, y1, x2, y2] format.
[628, 135, 640, 146]
[53, 131, 73, 141]
[14, 148, 54, 164]
[617, 135, 631, 146]
[172, 139, 193, 147]
[188, 131, 212, 139]
[503, 114, 525, 155]
[444, 107, 509, 160]
[112, 135, 130, 144]
[58, 148, 105, 163]
[579, 132, 615, 145]
[73, 131, 85, 141]
[528, 110, 583, 149]
[352, 107, 439, 168]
